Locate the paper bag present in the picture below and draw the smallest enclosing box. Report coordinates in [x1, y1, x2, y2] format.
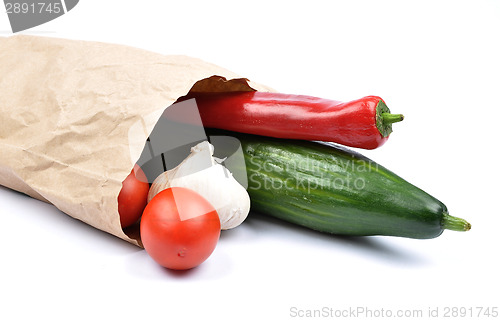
[0, 35, 272, 246]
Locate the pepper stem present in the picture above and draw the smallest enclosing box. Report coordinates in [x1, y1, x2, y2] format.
[382, 113, 404, 125]
[442, 213, 471, 232]
[375, 100, 404, 137]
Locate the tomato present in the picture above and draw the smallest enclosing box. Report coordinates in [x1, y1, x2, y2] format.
[118, 165, 150, 229]
[140, 187, 221, 270]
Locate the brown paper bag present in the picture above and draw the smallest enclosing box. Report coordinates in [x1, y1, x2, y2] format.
[0, 35, 272, 246]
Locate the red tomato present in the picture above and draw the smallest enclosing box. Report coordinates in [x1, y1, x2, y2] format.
[118, 165, 150, 229]
[140, 187, 221, 270]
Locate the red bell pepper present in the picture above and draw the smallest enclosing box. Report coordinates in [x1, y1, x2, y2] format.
[188, 92, 403, 150]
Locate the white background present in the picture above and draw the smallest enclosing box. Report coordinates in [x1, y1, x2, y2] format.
[1, 1, 499, 320]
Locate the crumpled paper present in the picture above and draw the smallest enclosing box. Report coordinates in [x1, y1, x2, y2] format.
[0, 35, 272, 246]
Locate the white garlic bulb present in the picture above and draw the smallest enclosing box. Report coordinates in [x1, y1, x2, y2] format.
[148, 141, 250, 230]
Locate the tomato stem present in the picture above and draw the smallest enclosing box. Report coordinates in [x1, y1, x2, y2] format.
[442, 213, 471, 232]
[382, 113, 404, 125]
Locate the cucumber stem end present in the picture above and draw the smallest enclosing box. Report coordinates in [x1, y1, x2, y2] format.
[442, 214, 471, 232]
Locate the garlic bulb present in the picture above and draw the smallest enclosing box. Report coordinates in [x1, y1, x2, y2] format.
[148, 141, 250, 230]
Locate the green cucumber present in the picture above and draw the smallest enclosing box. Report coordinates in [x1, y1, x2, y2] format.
[211, 131, 470, 239]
